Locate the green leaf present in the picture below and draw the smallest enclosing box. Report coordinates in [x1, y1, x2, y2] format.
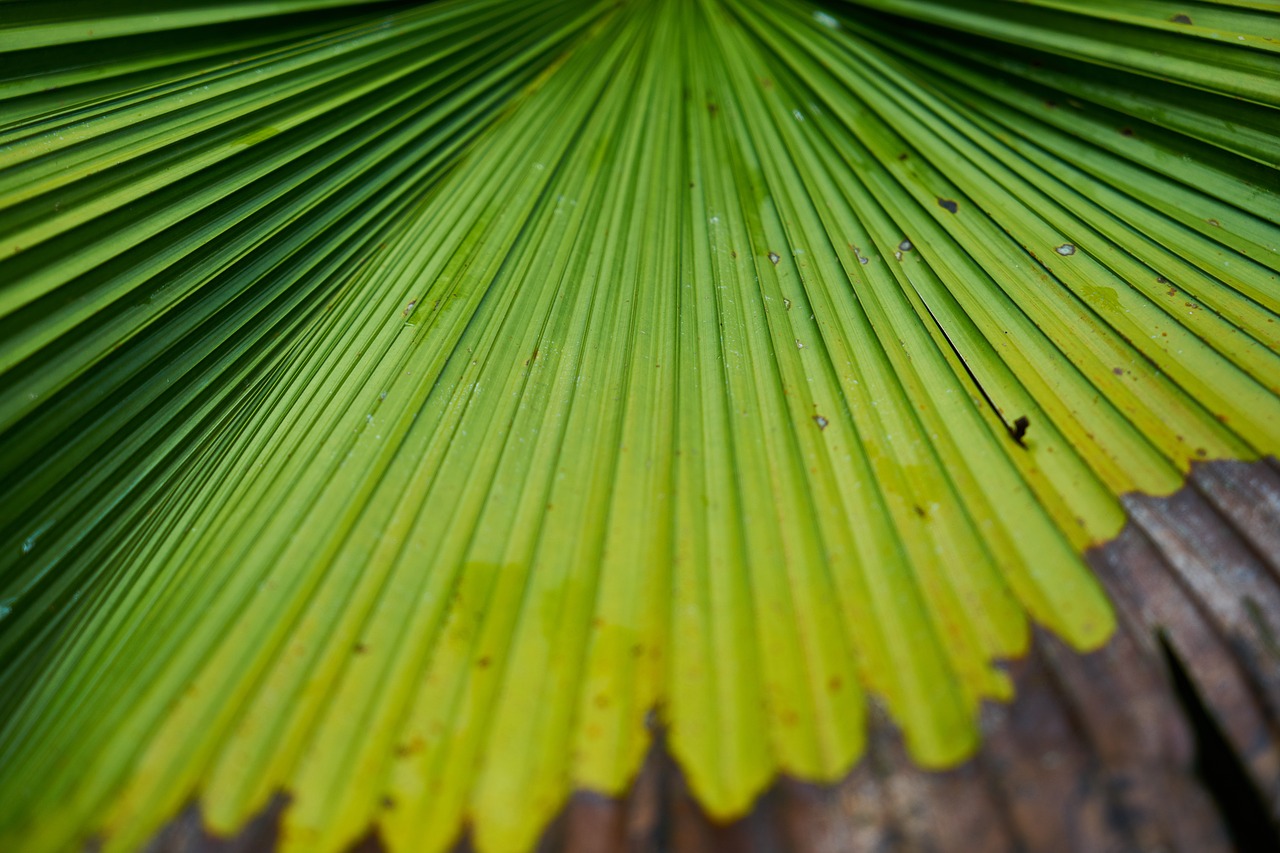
[1, 0, 1277, 851]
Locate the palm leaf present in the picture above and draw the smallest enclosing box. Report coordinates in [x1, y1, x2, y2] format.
[1, 0, 1277, 851]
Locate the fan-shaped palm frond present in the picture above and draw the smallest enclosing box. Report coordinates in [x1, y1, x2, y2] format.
[1, 0, 1278, 851]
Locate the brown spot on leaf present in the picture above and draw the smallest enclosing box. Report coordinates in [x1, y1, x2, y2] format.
[1009, 415, 1030, 446]
[938, 198, 958, 214]
[1171, 13, 1192, 24]
[1113, 367, 1125, 376]
[768, 251, 781, 265]
[813, 414, 829, 430]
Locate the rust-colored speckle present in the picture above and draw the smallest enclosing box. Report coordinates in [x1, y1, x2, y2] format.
[477, 655, 491, 669]
[395, 737, 425, 758]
